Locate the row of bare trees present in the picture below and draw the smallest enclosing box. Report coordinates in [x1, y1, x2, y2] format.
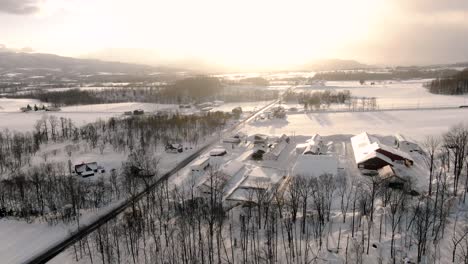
[0, 112, 233, 223]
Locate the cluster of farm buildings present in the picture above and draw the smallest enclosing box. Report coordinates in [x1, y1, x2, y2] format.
[188, 131, 423, 206]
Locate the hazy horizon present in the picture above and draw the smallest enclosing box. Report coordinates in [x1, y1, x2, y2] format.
[2, 0, 468, 71]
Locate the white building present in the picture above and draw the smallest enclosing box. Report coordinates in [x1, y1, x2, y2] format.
[190, 156, 210, 176]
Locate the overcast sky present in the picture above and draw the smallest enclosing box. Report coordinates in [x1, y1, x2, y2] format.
[1, 0, 468, 69]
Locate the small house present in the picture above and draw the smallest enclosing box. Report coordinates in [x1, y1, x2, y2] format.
[75, 162, 99, 177]
[165, 143, 183, 153]
[210, 148, 227, 157]
[190, 156, 210, 176]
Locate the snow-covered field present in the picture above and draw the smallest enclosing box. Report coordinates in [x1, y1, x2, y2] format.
[0, 100, 179, 131]
[296, 79, 468, 108]
[242, 108, 468, 141]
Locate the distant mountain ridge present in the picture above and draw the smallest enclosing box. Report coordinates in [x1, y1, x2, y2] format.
[0, 51, 162, 74]
[299, 59, 371, 71]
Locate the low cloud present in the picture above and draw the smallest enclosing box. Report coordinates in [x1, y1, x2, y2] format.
[0, 0, 41, 15]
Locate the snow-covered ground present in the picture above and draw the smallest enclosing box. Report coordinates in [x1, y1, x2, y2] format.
[296, 79, 468, 108]
[0, 100, 179, 131]
[0, 137, 212, 263]
[242, 108, 468, 141]
[0, 97, 41, 112]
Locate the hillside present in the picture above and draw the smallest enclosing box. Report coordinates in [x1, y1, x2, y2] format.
[0, 51, 158, 74]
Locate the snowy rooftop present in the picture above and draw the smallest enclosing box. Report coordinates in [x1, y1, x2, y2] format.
[292, 155, 338, 178]
[220, 160, 245, 177]
[351, 132, 412, 165]
[268, 140, 288, 157]
[190, 156, 210, 168]
[239, 166, 283, 189]
[209, 148, 227, 156]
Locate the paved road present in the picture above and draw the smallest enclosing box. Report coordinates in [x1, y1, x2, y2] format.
[25, 100, 279, 264]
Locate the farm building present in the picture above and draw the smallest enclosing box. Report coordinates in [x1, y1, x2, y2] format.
[165, 143, 183, 153]
[197, 160, 245, 194]
[295, 133, 325, 155]
[264, 136, 289, 160]
[190, 156, 210, 176]
[351, 132, 413, 170]
[292, 155, 338, 178]
[74, 162, 99, 177]
[209, 148, 227, 157]
[252, 134, 268, 146]
[226, 166, 283, 204]
[355, 152, 394, 171]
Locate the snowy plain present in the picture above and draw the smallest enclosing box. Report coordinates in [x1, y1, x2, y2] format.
[296, 79, 468, 108]
[1, 78, 467, 263]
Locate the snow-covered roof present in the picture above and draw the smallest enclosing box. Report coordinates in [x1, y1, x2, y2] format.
[292, 155, 338, 178]
[395, 133, 409, 142]
[358, 151, 393, 166]
[240, 176, 271, 189]
[239, 167, 283, 189]
[267, 140, 288, 157]
[210, 148, 227, 156]
[209, 156, 224, 167]
[351, 132, 411, 165]
[306, 134, 322, 144]
[75, 162, 98, 173]
[220, 160, 245, 178]
[296, 143, 309, 149]
[191, 156, 210, 168]
[227, 188, 260, 202]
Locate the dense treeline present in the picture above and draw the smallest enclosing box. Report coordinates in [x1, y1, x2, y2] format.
[0, 112, 232, 222]
[282, 90, 378, 111]
[239, 77, 270, 86]
[312, 69, 459, 81]
[425, 69, 468, 95]
[162, 76, 222, 102]
[8, 76, 278, 106]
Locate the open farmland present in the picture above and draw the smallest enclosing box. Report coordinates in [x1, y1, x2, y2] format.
[296, 79, 468, 108]
[242, 108, 468, 141]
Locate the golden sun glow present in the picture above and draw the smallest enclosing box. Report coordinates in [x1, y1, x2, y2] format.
[8, 0, 466, 69]
[26, 0, 389, 69]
